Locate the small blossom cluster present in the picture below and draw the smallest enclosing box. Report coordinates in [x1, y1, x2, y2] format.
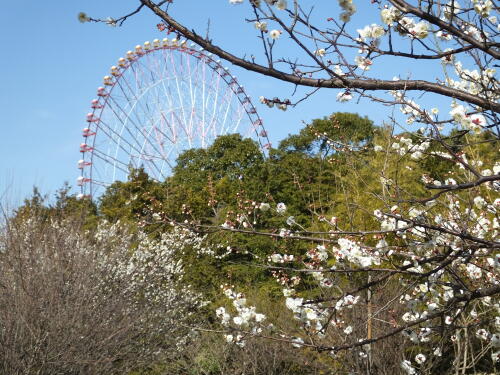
[284, 290, 333, 334]
[449, 104, 487, 133]
[397, 17, 430, 39]
[390, 136, 430, 160]
[357, 24, 385, 44]
[216, 286, 267, 346]
[269, 252, 294, 263]
[332, 238, 381, 268]
[338, 0, 356, 22]
[259, 96, 290, 110]
[380, 6, 401, 25]
[447, 62, 499, 101]
[230, 0, 287, 10]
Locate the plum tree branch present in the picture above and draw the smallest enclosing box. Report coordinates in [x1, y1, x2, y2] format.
[324, 283, 500, 353]
[139, 0, 500, 113]
[389, 0, 500, 59]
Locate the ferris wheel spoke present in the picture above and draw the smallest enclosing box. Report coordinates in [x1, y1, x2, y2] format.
[158, 81, 180, 142]
[97, 112, 166, 180]
[111, 77, 173, 169]
[102, 96, 154, 154]
[91, 149, 130, 174]
[96, 116, 147, 159]
[186, 54, 199, 143]
[221, 86, 236, 136]
[200, 61, 207, 146]
[171, 110, 193, 146]
[170, 52, 191, 148]
[157, 51, 179, 143]
[156, 112, 179, 146]
[161, 79, 189, 145]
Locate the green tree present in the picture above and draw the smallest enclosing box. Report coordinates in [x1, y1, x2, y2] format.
[99, 167, 165, 224]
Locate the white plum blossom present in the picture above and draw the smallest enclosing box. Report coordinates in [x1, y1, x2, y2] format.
[216, 307, 231, 325]
[411, 150, 423, 160]
[437, 30, 453, 40]
[474, 196, 487, 209]
[279, 228, 291, 237]
[286, 297, 304, 312]
[492, 334, 500, 347]
[415, 353, 426, 364]
[466, 263, 483, 279]
[255, 313, 266, 322]
[254, 21, 268, 31]
[476, 328, 490, 340]
[334, 65, 345, 76]
[381, 6, 401, 25]
[338, 0, 356, 22]
[410, 21, 430, 39]
[269, 29, 281, 39]
[276, 202, 287, 214]
[260, 202, 271, 211]
[397, 17, 415, 36]
[443, 1, 461, 20]
[402, 311, 420, 322]
[333, 238, 380, 267]
[315, 48, 326, 57]
[401, 360, 416, 374]
[469, 113, 486, 130]
[307, 245, 329, 262]
[357, 24, 385, 41]
[354, 55, 372, 70]
[335, 294, 360, 310]
[493, 162, 500, 174]
[474, 0, 493, 17]
[292, 337, 305, 347]
[450, 105, 475, 129]
[270, 253, 284, 263]
[337, 91, 353, 102]
[275, 0, 287, 10]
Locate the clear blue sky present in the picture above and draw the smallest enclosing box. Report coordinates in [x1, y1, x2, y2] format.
[0, 1, 445, 205]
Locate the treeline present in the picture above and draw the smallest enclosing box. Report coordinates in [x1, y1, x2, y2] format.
[2, 112, 498, 374]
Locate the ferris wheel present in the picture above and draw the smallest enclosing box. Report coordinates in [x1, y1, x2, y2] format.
[77, 38, 270, 198]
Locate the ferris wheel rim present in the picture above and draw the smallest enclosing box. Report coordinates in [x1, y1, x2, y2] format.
[77, 39, 271, 199]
